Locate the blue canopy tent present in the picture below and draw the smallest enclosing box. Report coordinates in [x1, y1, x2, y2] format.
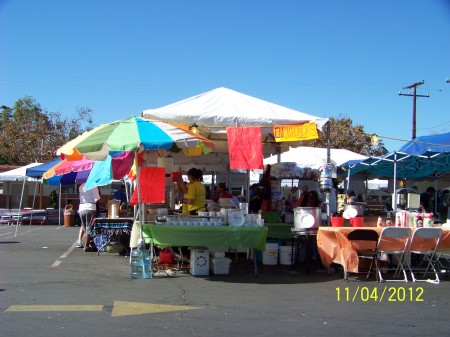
[23, 158, 90, 228]
[339, 132, 450, 212]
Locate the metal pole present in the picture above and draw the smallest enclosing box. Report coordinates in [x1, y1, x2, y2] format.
[15, 178, 27, 237]
[393, 152, 398, 213]
[326, 122, 331, 221]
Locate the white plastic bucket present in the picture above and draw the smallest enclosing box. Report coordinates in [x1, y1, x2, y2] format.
[262, 243, 279, 265]
[279, 246, 294, 265]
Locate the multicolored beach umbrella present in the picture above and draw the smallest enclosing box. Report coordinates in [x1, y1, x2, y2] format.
[57, 116, 215, 160]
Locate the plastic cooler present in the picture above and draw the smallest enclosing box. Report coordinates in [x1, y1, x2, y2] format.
[209, 257, 231, 274]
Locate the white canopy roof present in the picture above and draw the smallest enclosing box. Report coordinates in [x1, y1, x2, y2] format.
[264, 147, 367, 169]
[0, 163, 42, 182]
[143, 87, 328, 129]
[142, 87, 329, 159]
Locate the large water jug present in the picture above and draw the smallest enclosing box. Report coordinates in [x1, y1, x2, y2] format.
[130, 242, 152, 279]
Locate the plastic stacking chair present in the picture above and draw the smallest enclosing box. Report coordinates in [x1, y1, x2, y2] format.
[405, 227, 442, 284]
[435, 248, 450, 278]
[345, 229, 379, 281]
[377, 227, 411, 283]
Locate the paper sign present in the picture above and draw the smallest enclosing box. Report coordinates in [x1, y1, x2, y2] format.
[273, 122, 318, 142]
[129, 167, 166, 205]
[227, 127, 263, 170]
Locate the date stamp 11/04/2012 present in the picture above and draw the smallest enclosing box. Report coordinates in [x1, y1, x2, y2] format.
[336, 286, 424, 303]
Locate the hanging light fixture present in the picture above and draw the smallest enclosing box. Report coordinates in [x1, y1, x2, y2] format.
[190, 123, 199, 134]
[371, 134, 379, 146]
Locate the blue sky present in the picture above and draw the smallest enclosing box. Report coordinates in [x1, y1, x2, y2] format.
[1, 0, 449, 152]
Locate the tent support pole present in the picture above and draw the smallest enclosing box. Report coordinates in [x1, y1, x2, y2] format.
[58, 183, 62, 226]
[393, 152, 398, 213]
[135, 150, 144, 243]
[15, 177, 27, 237]
[326, 121, 331, 221]
[30, 180, 38, 227]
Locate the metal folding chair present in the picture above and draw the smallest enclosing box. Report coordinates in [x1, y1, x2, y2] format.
[377, 227, 411, 283]
[405, 227, 442, 284]
[345, 229, 379, 281]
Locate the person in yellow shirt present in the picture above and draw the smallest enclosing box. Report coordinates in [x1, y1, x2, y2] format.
[175, 168, 207, 215]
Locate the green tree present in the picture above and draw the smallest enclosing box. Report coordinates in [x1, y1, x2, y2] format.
[307, 115, 387, 156]
[0, 97, 93, 165]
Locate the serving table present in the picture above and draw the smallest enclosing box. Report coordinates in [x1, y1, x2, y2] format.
[130, 222, 268, 275]
[317, 226, 450, 274]
[92, 218, 134, 256]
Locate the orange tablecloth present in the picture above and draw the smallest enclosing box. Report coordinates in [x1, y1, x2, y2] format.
[317, 227, 450, 273]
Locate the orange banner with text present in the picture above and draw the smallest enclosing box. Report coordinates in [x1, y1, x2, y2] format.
[273, 122, 318, 142]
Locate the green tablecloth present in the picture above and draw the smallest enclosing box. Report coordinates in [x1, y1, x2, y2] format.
[265, 222, 294, 241]
[141, 224, 268, 251]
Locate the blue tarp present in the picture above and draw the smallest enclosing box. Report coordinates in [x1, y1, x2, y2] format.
[397, 132, 450, 156]
[339, 132, 450, 179]
[25, 158, 62, 178]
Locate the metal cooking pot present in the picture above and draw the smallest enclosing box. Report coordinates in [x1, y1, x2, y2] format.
[344, 203, 365, 217]
[294, 207, 322, 229]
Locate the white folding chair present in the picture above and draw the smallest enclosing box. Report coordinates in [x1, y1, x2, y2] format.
[405, 227, 442, 284]
[377, 227, 411, 283]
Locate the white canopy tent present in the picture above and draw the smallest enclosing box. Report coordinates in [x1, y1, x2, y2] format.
[142, 87, 329, 157]
[142, 87, 329, 195]
[264, 146, 367, 169]
[0, 163, 41, 182]
[0, 163, 42, 236]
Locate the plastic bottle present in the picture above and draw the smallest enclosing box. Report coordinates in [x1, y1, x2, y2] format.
[130, 240, 152, 279]
[385, 212, 392, 227]
[377, 216, 383, 227]
[415, 214, 423, 228]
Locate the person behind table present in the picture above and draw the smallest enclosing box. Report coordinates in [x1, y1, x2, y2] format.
[345, 189, 357, 205]
[248, 184, 263, 213]
[420, 186, 436, 213]
[75, 183, 101, 251]
[212, 182, 233, 203]
[306, 190, 321, 207]
[176, 168, 207, 215]
[438, 189, 449, 220]
[295, 185, 309, 207]
[113, 184, 127, 205]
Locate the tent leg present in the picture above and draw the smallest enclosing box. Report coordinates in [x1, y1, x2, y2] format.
[58, 184, 62, 226]
[15, 178, 27, 237]
[30, 180, 38, 227]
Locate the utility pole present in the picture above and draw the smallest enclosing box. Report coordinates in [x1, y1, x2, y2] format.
[399, 81, 429, 139]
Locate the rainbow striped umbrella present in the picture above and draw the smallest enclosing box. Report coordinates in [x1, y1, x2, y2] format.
[57, 116, 214, 160]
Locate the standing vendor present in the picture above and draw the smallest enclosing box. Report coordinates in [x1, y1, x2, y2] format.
[175, 168, 207, 215]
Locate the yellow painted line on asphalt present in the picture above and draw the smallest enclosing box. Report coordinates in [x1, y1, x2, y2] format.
[6, 302, 202, 317]
[111, 301, 202, 317]
[6, 305, 103, 312]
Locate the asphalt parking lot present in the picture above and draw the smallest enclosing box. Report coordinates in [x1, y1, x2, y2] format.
[1, 225, 449, 337]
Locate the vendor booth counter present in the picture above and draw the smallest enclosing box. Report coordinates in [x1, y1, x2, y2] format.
[130, 222, 268, 275]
